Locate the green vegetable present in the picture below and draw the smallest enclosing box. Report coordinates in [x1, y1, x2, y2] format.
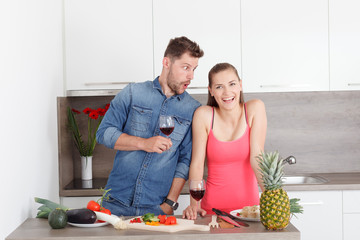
[35, 197, 69, 219]
[48, 208, 68, 229]
[141, 213, 159, 222]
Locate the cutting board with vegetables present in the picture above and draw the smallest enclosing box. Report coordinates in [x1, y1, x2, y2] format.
[125, 217, 210, 232]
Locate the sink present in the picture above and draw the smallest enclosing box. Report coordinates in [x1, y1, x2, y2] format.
[282, 176, 328, 185]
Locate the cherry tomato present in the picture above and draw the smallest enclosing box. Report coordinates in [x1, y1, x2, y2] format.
[87, 200, 100, 211]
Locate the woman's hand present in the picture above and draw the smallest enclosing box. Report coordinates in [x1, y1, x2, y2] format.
[182, 205, 207, 220]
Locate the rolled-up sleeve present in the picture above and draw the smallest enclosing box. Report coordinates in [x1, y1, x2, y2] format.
[96, 85, 132, 149]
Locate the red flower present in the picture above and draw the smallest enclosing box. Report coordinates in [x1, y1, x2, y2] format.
[89, 110, 99, 120]
[83, 107, 92, 114]
[97, 108, 106, 116]
[72, 108, 81, 114]
[105, 104, 110, 111]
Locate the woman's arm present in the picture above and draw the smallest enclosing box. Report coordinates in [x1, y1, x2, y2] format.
[247, 99, 267, 192]
[182, 106, 211, 219]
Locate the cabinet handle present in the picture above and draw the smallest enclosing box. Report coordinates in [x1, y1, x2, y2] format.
[299, 201, 324, 206]
[187, 86, 208, 89]
[260, 84, 311, 88]
[348, 83, 360, 86]
[84, 82, 133, 86]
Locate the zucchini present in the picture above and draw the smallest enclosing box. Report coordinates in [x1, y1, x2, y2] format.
[66, 208, 97, 224]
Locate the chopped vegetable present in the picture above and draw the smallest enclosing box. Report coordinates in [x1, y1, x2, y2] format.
[145, 221, 160, 226]
[158, 215, 166, 224]
[165, 216, 177, 225]
[141, 213, 159, 222]
[130, 217, 142, 223]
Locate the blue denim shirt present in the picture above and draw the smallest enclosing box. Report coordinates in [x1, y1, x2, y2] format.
[96, 77, 201, 207]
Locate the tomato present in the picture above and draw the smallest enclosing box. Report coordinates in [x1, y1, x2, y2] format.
[165, 216, 177, 225]
[98, 207, 111, 222]
[87, 200, 100, 211]
[158, 215, 166, 224]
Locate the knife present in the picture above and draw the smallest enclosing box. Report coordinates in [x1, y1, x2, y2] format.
[212, 208, 249, 227]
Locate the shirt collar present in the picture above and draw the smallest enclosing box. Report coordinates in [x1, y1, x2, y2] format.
[153, 76, 185, 101]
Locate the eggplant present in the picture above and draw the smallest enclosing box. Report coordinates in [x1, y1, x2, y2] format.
[66, 208, 97, 224]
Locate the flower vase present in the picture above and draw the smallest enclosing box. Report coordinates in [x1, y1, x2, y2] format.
[81, 156, 93, 180]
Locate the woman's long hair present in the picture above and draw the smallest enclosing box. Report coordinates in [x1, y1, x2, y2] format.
[207, 63, 244, 107]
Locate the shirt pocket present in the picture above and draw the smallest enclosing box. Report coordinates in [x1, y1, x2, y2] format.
[130, 105, 153, 136]
[170, 116, 191, 143]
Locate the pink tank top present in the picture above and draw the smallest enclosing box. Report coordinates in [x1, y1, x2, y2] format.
[201, 105, 260, 214]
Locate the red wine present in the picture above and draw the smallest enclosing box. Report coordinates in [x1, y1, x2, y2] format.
[160, 127, 174, 136]
[190, 189, 205, 201]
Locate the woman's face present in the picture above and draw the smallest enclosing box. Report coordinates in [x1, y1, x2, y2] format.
[208, 69, 242, 110]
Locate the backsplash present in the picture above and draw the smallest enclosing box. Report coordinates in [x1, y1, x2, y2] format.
[58, 91, 360, 194]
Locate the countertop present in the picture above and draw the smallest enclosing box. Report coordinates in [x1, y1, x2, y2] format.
[6, 216, 300, 240]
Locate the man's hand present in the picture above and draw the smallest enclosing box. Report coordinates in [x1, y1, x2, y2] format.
[141, 136, 172, 153]
[160, 202, 174, 215]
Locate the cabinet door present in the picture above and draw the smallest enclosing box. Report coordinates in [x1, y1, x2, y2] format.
[287, 191, 342, 240]
[153, 0, 242, 94]
[241, 0, 329, 93]
[343, 190, 360, 240]
[329, 0, 360, 90]
[64, 0, 153, 91]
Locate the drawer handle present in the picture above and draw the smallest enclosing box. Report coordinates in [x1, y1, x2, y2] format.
[260, 84, 311, 88]
[84, 82, 133, 86]
[299, 201, 324, 206]
[348, 83, 360, 86]
[187, 86, 208, 89]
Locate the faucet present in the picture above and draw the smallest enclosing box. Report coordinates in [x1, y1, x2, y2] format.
[283, 156, 296, 165]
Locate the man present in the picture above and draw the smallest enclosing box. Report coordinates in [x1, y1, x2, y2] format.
[96, 36, 204, 216]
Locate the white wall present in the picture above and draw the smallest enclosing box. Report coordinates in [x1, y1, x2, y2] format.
[0, 0, 63, 239]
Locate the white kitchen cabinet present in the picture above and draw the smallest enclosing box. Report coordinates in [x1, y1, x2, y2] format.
[343, 190, 360, 240]
[329, 0, 360, 91]
[153, 0, 242, 94]
[287, 191, 342, 240]
[241, 0, 329, 93]
[64, 0, 153, 92]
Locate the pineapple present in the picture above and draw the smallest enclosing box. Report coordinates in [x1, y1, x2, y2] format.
[257, 151, 290, 230]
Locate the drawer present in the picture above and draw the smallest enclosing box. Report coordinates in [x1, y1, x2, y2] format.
[343, 190, 360, 213]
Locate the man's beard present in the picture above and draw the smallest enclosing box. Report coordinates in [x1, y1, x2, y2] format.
[166, 69, 184, 95]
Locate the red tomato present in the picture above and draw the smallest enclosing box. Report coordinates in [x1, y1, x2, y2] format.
[87, 200, 100, 211]
[98, 208, 111, 222]
[158, 215, 166, 224]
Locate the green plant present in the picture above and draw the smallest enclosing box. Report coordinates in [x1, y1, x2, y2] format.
[67, 104, 109, 156]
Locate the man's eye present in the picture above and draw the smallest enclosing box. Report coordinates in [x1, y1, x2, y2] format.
[183, 66, 189, 70]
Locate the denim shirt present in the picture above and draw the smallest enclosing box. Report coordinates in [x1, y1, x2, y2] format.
[96, 77, 201, 207]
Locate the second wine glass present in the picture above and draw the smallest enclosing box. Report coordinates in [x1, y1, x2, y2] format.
[189, 179, 206, 210]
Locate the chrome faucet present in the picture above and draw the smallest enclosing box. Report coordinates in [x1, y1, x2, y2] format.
[283, 156, 296, 165]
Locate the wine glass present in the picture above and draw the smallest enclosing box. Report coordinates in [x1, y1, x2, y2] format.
[159, 115, 175, 151]
[189, 179, 206, 210]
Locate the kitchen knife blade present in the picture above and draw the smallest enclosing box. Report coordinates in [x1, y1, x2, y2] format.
[212, 208, 249, 227]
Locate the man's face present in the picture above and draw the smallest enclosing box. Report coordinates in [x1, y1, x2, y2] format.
[166, 52, 199, 95]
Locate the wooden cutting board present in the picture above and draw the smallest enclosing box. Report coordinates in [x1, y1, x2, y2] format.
[124, 217, 210, 232]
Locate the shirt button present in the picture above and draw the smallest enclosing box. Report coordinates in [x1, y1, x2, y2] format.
[143, 164, 147, 168]
[138, 181, 141, 184]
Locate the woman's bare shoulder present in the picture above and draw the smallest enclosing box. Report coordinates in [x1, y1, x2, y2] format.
[193, 105, 213, 125]
[245, 99, 266, 113]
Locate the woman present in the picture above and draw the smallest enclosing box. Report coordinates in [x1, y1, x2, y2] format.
[183, 63, 267, 220]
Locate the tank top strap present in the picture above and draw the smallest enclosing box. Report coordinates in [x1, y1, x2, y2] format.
[211, 107, 215, 129]
[244, 103, 249, 125]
